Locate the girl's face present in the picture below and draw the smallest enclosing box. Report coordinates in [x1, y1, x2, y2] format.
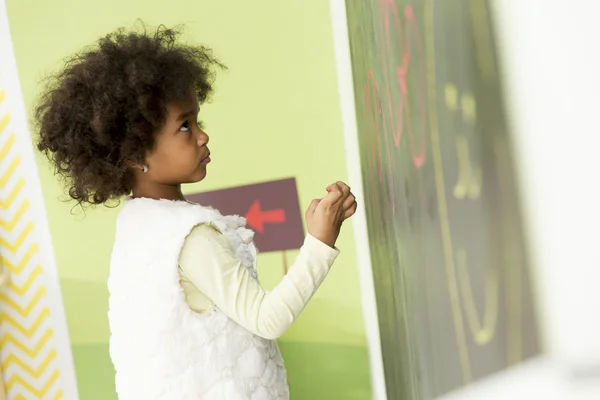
[144, 95, 211, 187]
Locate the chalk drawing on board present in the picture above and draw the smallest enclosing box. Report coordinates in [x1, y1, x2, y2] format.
[344, 0, 540, 398]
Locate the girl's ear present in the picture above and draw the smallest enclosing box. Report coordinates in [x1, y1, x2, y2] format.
[125, 160, 145, 172]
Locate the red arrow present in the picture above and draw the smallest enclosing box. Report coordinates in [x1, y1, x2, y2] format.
[245, 200, 286, 233]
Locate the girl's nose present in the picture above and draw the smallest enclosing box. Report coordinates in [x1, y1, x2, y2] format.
[197, 129, 209, 146]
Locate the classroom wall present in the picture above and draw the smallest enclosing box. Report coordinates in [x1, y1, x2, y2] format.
[5, 1, 371, 399]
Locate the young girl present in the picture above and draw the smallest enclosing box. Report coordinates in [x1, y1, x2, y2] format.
[34, 26, 357, 399]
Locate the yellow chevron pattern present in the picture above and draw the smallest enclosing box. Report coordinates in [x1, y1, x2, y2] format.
[0, 308, 50, 337]
[0, 113, 8, 133]
[1, 245, 38, 275]
[7, 267, 43, 296]
[0, 201, 29, 232]
[0, 222, 33, 254]
[0, 82, 64, 398]
[0, 179, 25, 211]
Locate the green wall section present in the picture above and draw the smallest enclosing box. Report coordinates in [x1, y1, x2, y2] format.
[6, 0, 370, 398]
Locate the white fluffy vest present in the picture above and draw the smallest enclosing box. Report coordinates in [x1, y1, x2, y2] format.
[108, 198, 289, 400]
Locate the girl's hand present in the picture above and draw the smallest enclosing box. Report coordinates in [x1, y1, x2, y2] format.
[305, 181, 357, 248]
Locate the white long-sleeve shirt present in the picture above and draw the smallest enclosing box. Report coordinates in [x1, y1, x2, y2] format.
[178, 223, 339, 340]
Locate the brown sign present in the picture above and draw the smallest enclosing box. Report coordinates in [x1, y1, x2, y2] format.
[186, 178, 305, 252]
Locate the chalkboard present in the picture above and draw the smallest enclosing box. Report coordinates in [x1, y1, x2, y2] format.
[345, 0, 540, 398]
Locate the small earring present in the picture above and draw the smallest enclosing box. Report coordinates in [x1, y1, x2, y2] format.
[142, 164, 148, 173]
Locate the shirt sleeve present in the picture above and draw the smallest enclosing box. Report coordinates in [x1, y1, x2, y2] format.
[178, 223, 339, 340]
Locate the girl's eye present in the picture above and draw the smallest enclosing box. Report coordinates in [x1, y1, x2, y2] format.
[180, 121, 191, 132]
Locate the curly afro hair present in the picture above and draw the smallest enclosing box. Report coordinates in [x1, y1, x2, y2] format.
[34, 25, 224, 206]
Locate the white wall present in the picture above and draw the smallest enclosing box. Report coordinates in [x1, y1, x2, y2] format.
[494, 0, 600, 364]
